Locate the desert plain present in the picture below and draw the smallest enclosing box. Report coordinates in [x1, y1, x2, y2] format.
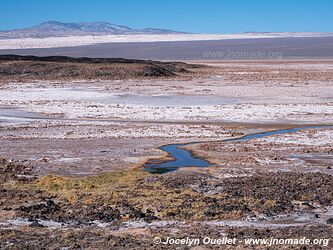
[0, 56, 332, 249]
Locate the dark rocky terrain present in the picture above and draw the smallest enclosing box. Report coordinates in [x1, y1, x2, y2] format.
[0, 55, 204, 82]
[1, 158, 332, 249]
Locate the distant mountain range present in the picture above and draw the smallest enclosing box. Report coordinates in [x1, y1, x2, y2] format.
[0, 21, 187, 39]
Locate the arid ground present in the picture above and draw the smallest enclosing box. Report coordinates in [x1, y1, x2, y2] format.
[0, 57, 332, 249]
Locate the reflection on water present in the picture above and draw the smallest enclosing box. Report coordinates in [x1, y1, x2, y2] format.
[145, 144, 210, 174]
[144, 125, 330, 174]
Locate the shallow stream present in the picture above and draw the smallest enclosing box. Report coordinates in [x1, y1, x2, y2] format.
[144, 126, 330, 174]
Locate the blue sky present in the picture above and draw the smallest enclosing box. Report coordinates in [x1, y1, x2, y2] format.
[1, 0, 332, 33]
